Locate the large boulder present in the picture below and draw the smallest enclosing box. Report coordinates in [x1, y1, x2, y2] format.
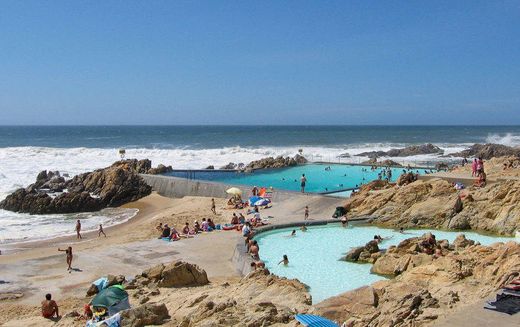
[137, 261, 209, 288]
[243, 155, 307, 171]
[120, 303, 169, 327]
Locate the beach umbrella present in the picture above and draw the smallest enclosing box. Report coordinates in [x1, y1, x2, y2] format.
[294, 314, 338, 327]
[226, 187, 242, 195]
[248, 195, 262, 206]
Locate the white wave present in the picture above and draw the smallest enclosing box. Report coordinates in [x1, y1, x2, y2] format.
[485, 133, 520, 147]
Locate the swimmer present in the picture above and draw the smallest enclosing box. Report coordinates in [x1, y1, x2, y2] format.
[341, 216, 348, 227]
[278, 254, 289, 265]
[290, 229, 296, 237]
[300, 225, 307, 232]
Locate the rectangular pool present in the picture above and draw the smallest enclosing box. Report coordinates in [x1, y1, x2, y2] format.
[166, 164, 431, 196]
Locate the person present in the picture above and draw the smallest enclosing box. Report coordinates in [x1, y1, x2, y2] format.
[169, 226, 180, 240]
[300, 225, 307, 232]
[249, 240, 259, 259]
[300, 174, 307, 193]
[471, 158, 477, 177]
[194, 221, 202, 233]
[201, 218, 209, 231]
[238, 213, 246, 224]
[98, 224, 106, 237]
[41, 293, 59, 319]
[231, 213, 239, 225]
[474, 171, 487, 187]
[252, 186, 258, 196]
[477, 157, 484, 175]
[155, 223, 163, 232]
[208, 218, 216, 230]
[290, 229, 296, 236]
[211, 198, 216, 214]
[341, 216, 348, 227]
[373, 235, 383, 243]
[75, 219, 82, 239]
[278, 254, 289, 265]
[58, 246, 73, 272]
[304, 205, 309, 220]
[250, 261, 266, 270]
[242, 222, 252, 237]
[160, 224, 171, 238]
[182, 222, 191, 235]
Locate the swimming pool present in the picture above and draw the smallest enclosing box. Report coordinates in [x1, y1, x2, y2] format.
[255, 224, 515, 303]
[167, 164, 431, 195]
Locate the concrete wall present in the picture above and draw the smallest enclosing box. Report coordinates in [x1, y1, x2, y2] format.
[140, 174, 343, 205]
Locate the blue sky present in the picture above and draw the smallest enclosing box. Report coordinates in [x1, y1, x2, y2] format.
[1, 1, 519, 125]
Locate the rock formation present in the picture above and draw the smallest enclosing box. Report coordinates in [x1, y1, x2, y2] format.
[361, 158, 402, 167]
[243, 154, 307, 171]
[450, 143, 520, 160]
[316, 240, 520, 326]
[0, 159, 176, 214]
[343, 175, 520, 235]
[357, 144, 444, 158]
[123, 262, 311, 326]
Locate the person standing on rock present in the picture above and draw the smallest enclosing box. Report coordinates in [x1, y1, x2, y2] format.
[471, 158, 478, 177]
[300, 174, 307, 193]
[75, 219, 82, 239]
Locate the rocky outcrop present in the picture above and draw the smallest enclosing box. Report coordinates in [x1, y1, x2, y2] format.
[111, 159, 173, 175]
[133, 261, 209, 289]
[0, 159, 162, 214]
[357, 144, 443, 158]
[220, 162, 239, 170]
[123, 262, 311, 326]
[0, 188, 104, 214]
[362, 158, 402, 167]
[342, 175, 520, 235]
[243, 154, 307, 171]
[316, 240, 520, 326]
[451, 143, 520, 160]
[345, 240, 380, 263]
[120, 303, 170, 327]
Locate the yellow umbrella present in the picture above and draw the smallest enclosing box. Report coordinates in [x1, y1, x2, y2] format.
[226, 187, 242, 196]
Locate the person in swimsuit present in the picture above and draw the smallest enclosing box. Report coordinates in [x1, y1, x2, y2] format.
[278, 254, 289, 265]
[304, 206, 309, 220]
[300, 174, 307, 193]
[75, 220, 82, 239]
[211, 198, 216, 214]
[98, 224, 106, 237]
[41, 293, 59, 319]
[58, 246, 73, 271]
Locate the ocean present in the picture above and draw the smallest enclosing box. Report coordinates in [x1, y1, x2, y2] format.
[1, 125, 520, 244]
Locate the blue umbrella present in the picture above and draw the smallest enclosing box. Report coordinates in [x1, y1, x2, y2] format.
[294, 314, 338, 327]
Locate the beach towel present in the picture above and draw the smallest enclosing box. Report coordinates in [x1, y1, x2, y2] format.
[484, 293, 520, 315]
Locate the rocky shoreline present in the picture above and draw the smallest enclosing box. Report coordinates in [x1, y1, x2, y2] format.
[0, 159, 172, 215]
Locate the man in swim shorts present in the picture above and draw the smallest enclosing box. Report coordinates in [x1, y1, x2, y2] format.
[300, 174, 307, 193]
[41, 293, 59, 319]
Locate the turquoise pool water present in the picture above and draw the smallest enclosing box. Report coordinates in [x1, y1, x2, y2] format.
[169, 164, 431, 195]
[255, 224, 515, 303]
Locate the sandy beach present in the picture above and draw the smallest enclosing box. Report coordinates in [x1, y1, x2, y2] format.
[0, 190, 343, 325]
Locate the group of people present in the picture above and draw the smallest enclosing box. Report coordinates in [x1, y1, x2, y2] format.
[156, 218, 218, 241]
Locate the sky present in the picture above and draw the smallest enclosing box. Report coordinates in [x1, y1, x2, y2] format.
[0, 1, 519, 125]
